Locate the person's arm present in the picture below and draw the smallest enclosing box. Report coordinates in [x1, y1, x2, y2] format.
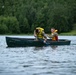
[48, 32, 58, 38]
[42, 31, 47, 39]
[42, 32, 47, 43]
[34, 30, 37, 37]
[47, 34, 53, 38]
[34, 30, 38, 41]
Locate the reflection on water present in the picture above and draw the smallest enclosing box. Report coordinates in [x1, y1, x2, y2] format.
[51, 46, 58, 49]
[34, 46, 58, 50]
[0, 36, 76, 75]
[34, 47, 45, 51]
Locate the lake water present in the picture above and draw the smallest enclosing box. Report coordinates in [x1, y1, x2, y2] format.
[0, 35, 76, 75]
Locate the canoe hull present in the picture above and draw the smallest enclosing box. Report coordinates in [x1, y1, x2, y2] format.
[6, 37, 71, 47]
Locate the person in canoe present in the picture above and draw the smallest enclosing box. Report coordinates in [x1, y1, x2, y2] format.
[34, 27, 47, 43]
[48, 28, 58, 41]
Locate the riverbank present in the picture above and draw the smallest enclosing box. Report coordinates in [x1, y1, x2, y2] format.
[60, 30, 76, 36]
[0, 30, 76, 36]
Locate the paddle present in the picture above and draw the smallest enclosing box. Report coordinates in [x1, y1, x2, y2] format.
[34, 32, 50, 46]
[37, 38, 50, 46]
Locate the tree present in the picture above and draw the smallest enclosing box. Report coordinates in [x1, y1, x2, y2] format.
[0, 0, 76, 34]
[0, 16, 20, 34]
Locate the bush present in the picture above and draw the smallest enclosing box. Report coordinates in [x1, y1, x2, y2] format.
[19, 18, 30, 33]
[0, 24, 8, 34]
[51, 15, 71, 33]
[0, 16, 20, 34]
[6, 17, 20, 34]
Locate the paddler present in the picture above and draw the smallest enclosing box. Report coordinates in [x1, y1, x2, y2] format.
[48, 28, 58, 41]
[34, 27, 47, 43]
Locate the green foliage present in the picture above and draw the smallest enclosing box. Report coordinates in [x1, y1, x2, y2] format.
[0, 0, 76, 34]
[51, 15, 70, 33]
[0, 16, 20, 34]
[0, 24, 8, 34]
[6, 17, 20, 34]
[19, 18, 30, 33]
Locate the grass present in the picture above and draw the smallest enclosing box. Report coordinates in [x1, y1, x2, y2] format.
[60, 30, 76, 36]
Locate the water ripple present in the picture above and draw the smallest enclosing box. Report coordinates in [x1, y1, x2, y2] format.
[0, 36, 76, 75]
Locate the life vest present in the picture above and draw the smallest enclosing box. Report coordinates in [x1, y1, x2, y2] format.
[52, 30, 58, 41]
[36, 27, 44, 39]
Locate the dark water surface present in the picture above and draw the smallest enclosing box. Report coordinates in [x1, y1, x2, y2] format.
[0, 36, 76, 75]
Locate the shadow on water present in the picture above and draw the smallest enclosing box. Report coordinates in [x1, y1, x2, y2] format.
[33, 47, 45, 50]
[50, 46, 58, 49]
[33, 46, 58, 51]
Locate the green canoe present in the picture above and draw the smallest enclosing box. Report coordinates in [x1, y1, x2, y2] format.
[6, 37, 71, 47]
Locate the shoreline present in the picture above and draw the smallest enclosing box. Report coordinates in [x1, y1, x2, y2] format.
[59, 30, 76, 36]
[0, 34, 76, 36]
[0, 30, 76, 36]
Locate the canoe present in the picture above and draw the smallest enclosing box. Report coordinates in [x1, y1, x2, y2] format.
[6, 37, 71, 47]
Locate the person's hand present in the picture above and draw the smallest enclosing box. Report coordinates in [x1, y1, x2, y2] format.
[44, 38, 47, 43]
[34, 34, 37, 37]
[44, 40, 46, 43]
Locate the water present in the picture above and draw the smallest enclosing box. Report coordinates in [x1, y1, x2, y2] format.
[0, 35, 76, 75]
